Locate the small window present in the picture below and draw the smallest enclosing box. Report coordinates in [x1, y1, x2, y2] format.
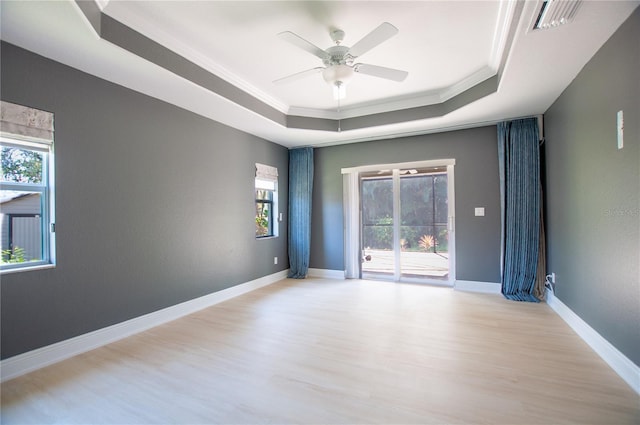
[1, 101, 55, 272]
[255, 163, 278, 238]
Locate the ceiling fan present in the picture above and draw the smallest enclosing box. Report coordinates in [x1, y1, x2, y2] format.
[274, 22, 408, 100]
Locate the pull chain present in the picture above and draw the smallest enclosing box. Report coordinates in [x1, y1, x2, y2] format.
[337, 94, 341, 132]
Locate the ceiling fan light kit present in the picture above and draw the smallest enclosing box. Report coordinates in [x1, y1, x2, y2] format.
[322, 64, 354, 100]
[275, 22, 408, 101]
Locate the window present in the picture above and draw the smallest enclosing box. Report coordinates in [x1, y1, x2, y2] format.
[255, 163, 278, 238]
[1, 101, 55, 272]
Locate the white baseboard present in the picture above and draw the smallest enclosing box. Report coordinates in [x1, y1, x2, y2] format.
[307, 268, 345, 279]
[454, 280, 502, 294]
[0, 270, 289, 383]
[546, 289, 640, 395]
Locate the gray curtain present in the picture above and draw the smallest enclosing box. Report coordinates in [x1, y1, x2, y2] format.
[498, 118, 544, 301]
[288, 147, 314, 278]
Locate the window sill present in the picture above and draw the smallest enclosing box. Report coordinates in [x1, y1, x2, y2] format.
[256, 236, 279, 240]
[1, 263, 56, 275]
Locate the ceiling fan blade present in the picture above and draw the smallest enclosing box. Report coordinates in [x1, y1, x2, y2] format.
[278, 31, 330, 61]
[355, 63, 408, 82]
[347, 22, 398, 58]
[273, 67, 324, 85]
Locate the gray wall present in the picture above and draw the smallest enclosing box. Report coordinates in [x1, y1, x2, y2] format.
[311, 126, 502, 284]
[544, 8, 639, 366]
[0, 42, 289, 359]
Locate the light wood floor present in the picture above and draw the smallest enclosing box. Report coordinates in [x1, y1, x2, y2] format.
[2, 278, 638, 424]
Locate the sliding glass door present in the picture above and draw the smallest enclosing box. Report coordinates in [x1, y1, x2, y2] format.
[398, 168, 449, 281]
[360, 164, 454, 284]
[361, 170, 395, 278]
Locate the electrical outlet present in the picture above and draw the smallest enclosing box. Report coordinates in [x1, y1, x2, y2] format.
[274, 256, 278, 265]
[550, 272, 556, 284]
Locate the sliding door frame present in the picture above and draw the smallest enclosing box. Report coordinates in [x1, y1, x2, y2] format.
[342, 159, 456, 284]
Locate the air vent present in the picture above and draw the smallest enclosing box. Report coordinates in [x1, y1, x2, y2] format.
[534, 0, 581, 30]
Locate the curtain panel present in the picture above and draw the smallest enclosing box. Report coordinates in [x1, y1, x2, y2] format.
[498, 118, 545, 302]
[288, 147, 314, 279]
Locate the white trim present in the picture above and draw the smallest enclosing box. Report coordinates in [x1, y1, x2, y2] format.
[341, 159, 456, 175]
[0, 135, 52, 152]
[0, 264, 56, 275]
[454, 280, 502, 294]
[546, 289, 640, 395]
[438, 67, 496, 104]
[1, 131, 56, 273]
[287, 89, 443, 120]
[489, 0, 518, 70]
[392, 169, 402, 281]
[94, 0, 109, 11]
[0, 270, 288, 383]
[342, 159, 457, 284]
[102, 4, 289, 115]
[286, 70, 492, 120]
[398, 277, 453, 287]
[446, 164, 456, 284]
[307, 268, 346, 280]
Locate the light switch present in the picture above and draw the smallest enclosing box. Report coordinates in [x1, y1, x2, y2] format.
[475, 207, 485, 217]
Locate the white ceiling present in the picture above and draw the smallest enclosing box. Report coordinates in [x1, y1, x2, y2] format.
[105, 0, 505, 115]
[1, 1, 638, 148]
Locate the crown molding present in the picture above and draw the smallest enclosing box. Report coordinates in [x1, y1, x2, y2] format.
[101, 3, 289, 115]
[94, 0, 109, 12]
[438, 66, 497, 104]
[286, 65, 497, 121]
[288, 89, 443, 120]
[490, 0, 519, 68]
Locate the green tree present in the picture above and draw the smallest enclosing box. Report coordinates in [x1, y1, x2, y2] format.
[1, 246, 26, 264]
[1, 147, 43, 183]
[255, 206, 269, 236]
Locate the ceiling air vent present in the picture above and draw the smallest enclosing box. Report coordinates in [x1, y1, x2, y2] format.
[534, 0, 581, 30]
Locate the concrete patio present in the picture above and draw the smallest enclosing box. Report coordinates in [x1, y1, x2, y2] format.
[362, 249, 449, 279]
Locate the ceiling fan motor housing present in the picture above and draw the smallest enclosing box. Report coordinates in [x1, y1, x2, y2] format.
[324, 45, 353, 67]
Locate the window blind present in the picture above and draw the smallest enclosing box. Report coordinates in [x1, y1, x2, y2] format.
[255, 163, 278, 182]
[1, 101, 54, 151]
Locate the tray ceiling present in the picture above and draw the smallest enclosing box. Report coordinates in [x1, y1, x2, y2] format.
[1, 1, 638, 147]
